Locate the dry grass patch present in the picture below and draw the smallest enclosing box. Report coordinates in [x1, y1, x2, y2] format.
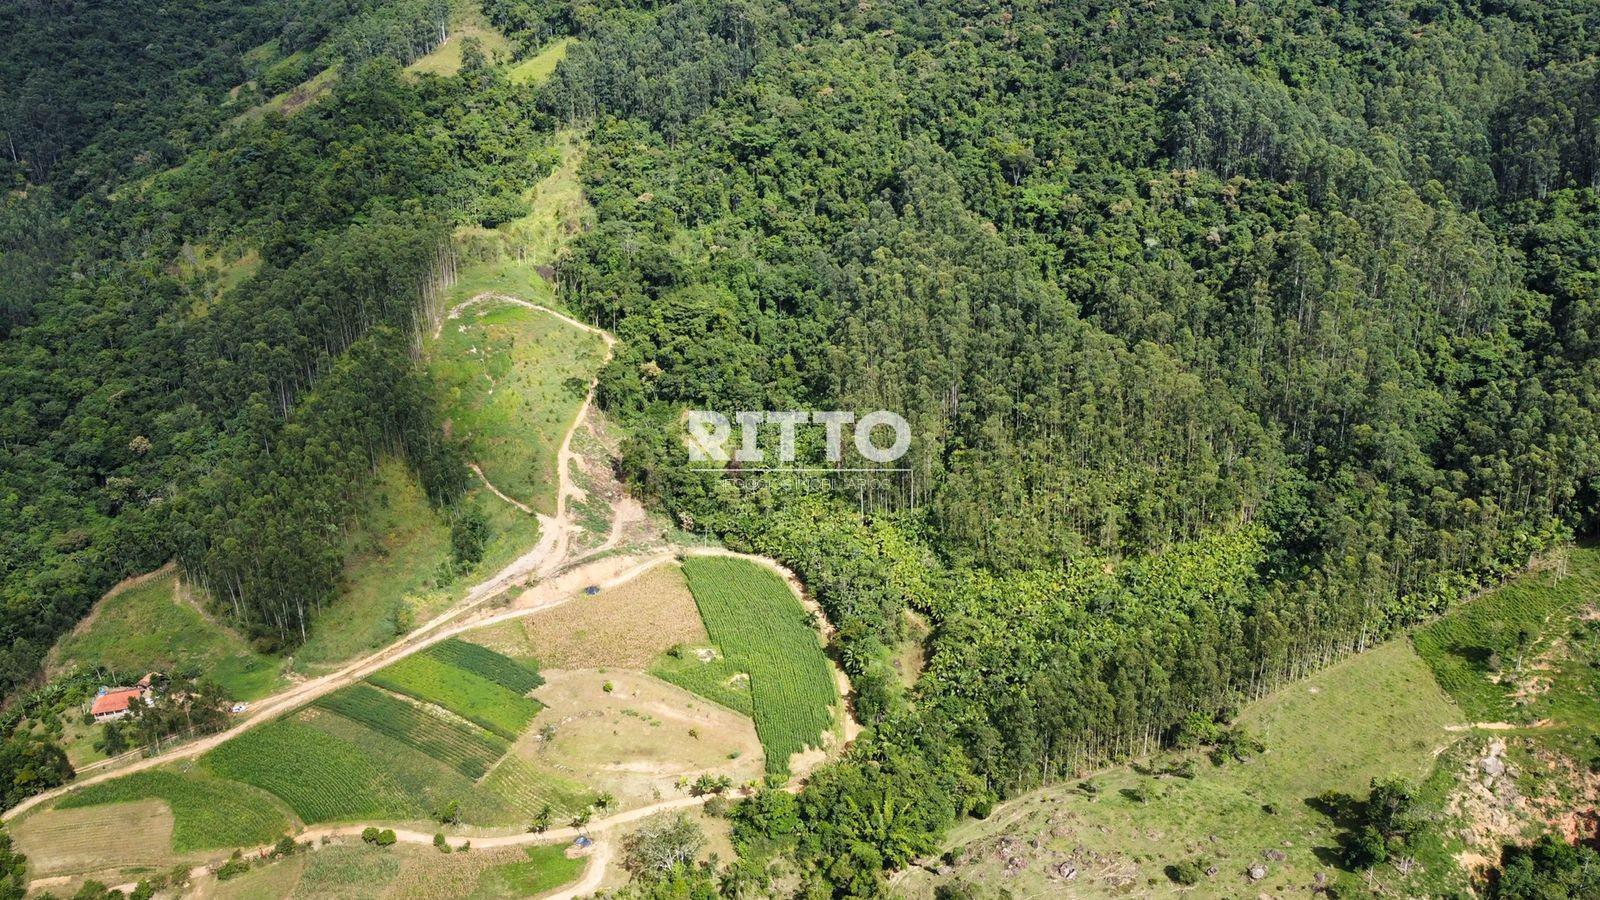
[473, 563, 706, 669]
[531, 669, 763, 808]
[13, 799, 178, 879]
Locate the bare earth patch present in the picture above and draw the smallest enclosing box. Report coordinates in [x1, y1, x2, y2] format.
[531, 669, 764, 808]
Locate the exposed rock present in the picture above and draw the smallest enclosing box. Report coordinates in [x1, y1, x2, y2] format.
[1265, 848, 1287, 861]
[1481, 755, 1507, 777]
[1248, 863, 1268, 881]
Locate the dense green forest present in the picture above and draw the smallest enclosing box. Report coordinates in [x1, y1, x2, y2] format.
[4, 0, 1600, 895]
[542, 0, 1600, 893]
[0, 1, 547, 700]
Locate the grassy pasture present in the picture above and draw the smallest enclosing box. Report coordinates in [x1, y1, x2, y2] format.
[49, 570, 281, 701]
[368, 645, 544, 740]
[471, 844, 584, 898]
[407, 0, 511, 77]
[202, 717, 420, 823]
[679, 557, 837, 775]
[1414, 545, 1600, 729]
[507, 38, 573, 85]
[428, 299, 606, 516]
[314, 684, 508, 779]
[901, 639, 1463, 898]
[53, 767, 291, 852]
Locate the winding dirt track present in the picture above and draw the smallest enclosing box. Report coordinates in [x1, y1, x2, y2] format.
[13, 295, 845, 896]
[6, 297, 615, 826]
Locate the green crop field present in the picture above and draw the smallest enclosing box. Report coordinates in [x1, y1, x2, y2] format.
[426, 638, 545, 694]
[313, 683, 508, 778]
[472, 844, 584, 898]
[202, 718, 421, 823]
[49, 571, 281, 701]
[300, 707, 517, 824]
[680, 556, 837, 774]
[368, 648, 543, 740]
[53, 768, 290, 852]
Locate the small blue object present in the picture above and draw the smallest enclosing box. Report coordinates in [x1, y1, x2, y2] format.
[584, 585, 600, 596]
[574, 835, 593, 847]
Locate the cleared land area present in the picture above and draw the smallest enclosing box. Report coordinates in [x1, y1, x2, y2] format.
[901, 639, 1463, 898]
[674, 556, 837, 775]
[533, 669, 763, 808]
[407, 0, 511, 76]
[467, 562, 707, 668]
[11, 799, 177, 879]
[294, 457, 453, 673]
[507, 37, 573, 85]
[1415, 545, 1600, 733]
[430, 299, 607, 517]
[48, 570, 280, 701]
[1414, 545, 1600, 875]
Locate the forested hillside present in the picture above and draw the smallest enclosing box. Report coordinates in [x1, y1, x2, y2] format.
[0, 1, 546, 698]
[537, 0, 1599, 892]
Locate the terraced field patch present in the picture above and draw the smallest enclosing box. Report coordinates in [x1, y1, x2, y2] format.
[202, 718, 419, 823]
[473, 754, 594, 821]
[315, 683, 508, 778]
[427, 638, 545, 694]
[368, 645, 543, 740]
[12, 799, 177, 878]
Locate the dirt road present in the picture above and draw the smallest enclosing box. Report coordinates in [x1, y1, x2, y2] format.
[11, 291, 853, 898]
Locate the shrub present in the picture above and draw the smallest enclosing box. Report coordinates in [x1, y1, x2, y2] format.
[215, 852, 251, 881]
[1166, 858, 1207, 885]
